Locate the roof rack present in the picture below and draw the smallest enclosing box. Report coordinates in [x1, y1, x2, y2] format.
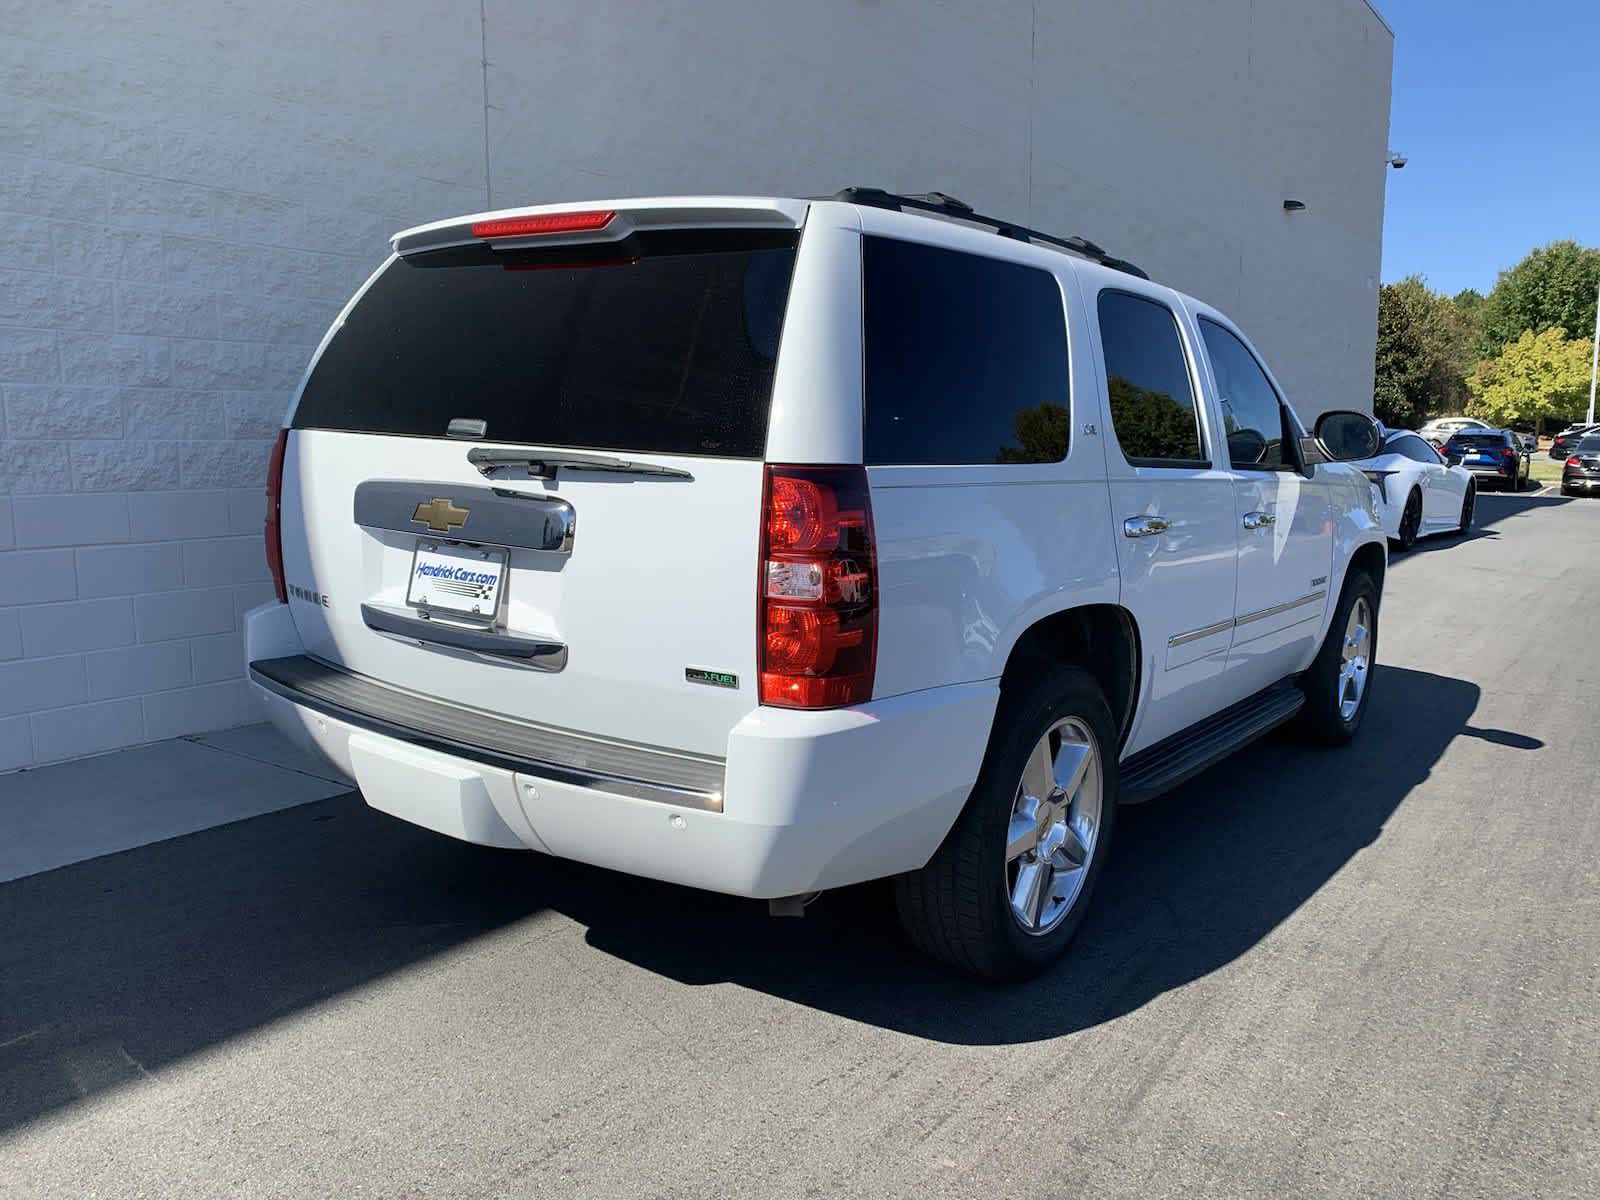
[828, 187, 1149, 280]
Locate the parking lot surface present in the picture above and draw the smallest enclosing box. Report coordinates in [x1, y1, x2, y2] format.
[3, 492, 1597, 1199]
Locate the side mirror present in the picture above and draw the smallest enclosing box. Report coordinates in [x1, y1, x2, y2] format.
[1313, 410, 1383, 462]
[1227, 428, 1269, 466]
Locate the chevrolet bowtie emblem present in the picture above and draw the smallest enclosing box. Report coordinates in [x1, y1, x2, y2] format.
[411, 497, 469, 533]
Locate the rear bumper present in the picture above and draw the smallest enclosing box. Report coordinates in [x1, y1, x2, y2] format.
[244, 602, 996, 898]
[1562, 473, 1600, 489]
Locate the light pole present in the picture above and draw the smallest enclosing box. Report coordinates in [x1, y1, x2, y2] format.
[1589, 274, 1599, 425]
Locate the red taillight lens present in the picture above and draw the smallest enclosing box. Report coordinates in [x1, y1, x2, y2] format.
[471, 210, 615, 239]
[264, 428, 288, 603]
[1568, 456, 1582, 467]
[759, 466, 876, 709]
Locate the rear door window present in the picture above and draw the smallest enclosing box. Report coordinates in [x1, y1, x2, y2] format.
[293, 230, 798, 458]
[862, 237, 1070, 465]
[1096, 291, 1206, 466]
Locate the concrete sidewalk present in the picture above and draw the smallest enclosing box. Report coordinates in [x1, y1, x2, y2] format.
[0, 724, 351, 883]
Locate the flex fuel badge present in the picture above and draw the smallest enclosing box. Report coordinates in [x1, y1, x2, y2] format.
[685, 667, 739, 689]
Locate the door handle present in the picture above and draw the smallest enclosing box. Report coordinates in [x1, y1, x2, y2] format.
[1123, 515, 1170, 539]
[1242, 511, 1276, 530]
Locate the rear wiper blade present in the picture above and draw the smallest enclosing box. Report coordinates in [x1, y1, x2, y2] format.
[466, 446, 693, 480]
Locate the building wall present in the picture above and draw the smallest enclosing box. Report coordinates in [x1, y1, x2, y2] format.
[0, 0, 1392, 769]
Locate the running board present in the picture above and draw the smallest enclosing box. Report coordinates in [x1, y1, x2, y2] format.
[1119, 681, 1306, 805]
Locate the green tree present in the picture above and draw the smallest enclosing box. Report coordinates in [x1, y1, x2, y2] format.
[1476, 241, 1600, 358]
[1105, 378, 1202, 460]
[1372, 276, 1473, 427]
[1451, 288, 1485, 351]
[1465, 326, 1593, 432]
[997, 401, 1070, 463]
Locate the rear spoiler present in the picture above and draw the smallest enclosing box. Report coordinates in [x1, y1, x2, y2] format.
[391, 197, 809, 258]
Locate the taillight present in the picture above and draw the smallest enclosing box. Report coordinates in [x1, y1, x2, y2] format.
[471, 211, 615, 239]
[264, 428, 288, 603]
[1568, 456, 1582, 467]
[759, 465, 877, 708]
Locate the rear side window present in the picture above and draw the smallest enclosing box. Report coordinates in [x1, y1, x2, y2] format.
[293, 230, 797, 458]
[863, 237, 1070, 465]
[1097, 291, 1205, 465]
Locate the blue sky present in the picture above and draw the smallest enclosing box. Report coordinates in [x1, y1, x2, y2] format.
[1378, 0, 1600, 296]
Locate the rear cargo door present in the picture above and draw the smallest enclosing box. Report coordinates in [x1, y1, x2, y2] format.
[276, 204, 806, 758]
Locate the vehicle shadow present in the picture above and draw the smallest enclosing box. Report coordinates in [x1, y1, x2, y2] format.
[1389, 487, 1573, 558]
[0, 666, 1519, 1133]
[0, 798, 544, 1134]
[565, 666, 1498, 1042]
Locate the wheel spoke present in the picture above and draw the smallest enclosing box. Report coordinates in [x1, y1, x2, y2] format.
[1020, 736, 1055, 804]
[1056, 817, 1091, 871]
[1011, 859, 1050, 928]
[1006, 806, 1041, 862]
[1053, 740, 1093, 803]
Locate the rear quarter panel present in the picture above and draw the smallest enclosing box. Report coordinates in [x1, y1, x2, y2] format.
[861, 220, 1121, 697]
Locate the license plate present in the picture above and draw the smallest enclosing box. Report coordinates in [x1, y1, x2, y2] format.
[407, 541, 507, 619]
[1472, 454, 1495, 464]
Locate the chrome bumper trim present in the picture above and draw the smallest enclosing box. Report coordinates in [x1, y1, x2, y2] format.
[249, 654, 725, 812]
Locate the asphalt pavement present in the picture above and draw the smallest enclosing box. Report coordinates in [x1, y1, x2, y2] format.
[2, 491, 1597, 1198]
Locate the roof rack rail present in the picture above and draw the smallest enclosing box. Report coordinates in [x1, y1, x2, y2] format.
[828, 187, 1149, 280]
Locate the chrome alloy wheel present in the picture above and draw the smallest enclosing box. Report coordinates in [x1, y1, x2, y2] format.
[1338, 596, 1373, 721]
[1004, 717, 1103, 936]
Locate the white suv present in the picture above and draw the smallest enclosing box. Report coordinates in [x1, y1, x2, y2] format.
[247, 189, 1388, 979]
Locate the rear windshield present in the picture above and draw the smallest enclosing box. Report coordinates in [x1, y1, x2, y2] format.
[293, 229, 798, 458]
[1576, 435, 1600, 453]
[1447, 432, 1508, 448]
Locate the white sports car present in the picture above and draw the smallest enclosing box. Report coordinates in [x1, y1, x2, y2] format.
[1357, 428, 1476, 550]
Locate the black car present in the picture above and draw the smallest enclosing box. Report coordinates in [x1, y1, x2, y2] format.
[1549, 423, 1599, 460]
[1441, 429, 1530, 491]
[1561, 433, 1600, 496]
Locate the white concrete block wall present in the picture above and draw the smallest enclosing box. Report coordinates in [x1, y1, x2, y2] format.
[0, 0, 1391, 769]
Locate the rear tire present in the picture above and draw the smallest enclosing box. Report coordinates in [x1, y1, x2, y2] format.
[1458, 484, 1475, 533]
[894, 665, 1118, 982]
[1295, 569, 1378, 746]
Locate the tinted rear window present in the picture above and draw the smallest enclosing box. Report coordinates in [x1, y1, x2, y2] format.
[1448, 432, 1509, 448]
[293, 230, 797, 458]
[862, 236, 1070, 465]
[1098, 291, 1206, 465]
[1576, 435, 1600, 453]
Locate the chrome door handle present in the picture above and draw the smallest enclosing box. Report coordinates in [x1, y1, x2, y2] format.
[1123, 515, 1170, 538]
[1242, 511, 1276, 530]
